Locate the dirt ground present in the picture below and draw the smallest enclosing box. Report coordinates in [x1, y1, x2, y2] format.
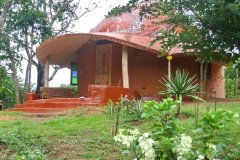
[23, 106, 106, 121]
[0, 115, 17, 121]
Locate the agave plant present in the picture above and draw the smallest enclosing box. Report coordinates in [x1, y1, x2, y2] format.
[160, 69, 202, 115]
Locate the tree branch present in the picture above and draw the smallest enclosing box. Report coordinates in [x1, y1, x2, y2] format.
[48, 65, 60, 81]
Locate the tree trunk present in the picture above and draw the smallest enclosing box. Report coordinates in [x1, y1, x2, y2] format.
[0, 1, 10, 34]
[35, 63, 44, 94]
[199, 60, 208, 99]
[24, 62, 30, 93]
[203, 62, 208, 99]
[199, 61, 204, 98]
[234, 68, 238, 97]
[9, 56, 21, 104]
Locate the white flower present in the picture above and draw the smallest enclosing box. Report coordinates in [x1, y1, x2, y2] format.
[138, 132, 155, 160]
[143, 132, 149, 138]
[129, 129, 140, 136]
[180, 134, 192, 150]
[174, 134, 192, 159]
[114, 129, 139, 148]
[196, 155, 204, 160]
[122, 138, 131, 147]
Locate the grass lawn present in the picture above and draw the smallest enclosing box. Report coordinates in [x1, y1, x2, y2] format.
[0, 101, 240, 160]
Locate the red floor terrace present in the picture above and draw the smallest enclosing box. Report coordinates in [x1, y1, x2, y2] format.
[9, 85, 141, 114]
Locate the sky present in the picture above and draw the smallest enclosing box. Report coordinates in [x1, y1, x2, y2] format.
[28, 0, 129, 87]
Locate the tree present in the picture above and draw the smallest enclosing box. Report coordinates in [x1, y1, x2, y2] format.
[0, 0, 11, 34]
[1, 0, 22, 104]
[142, 0, 240, 97]
[0, 27, 22, 104]
[109, 0, 240, 98]
[4, 0, 101, 94]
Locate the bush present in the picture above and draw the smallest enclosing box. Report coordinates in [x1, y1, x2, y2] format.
[114, 99, 240, 160]
[0, 125, 47, 160]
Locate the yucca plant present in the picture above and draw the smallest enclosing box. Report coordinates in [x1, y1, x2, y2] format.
[160, 69, 202, 115]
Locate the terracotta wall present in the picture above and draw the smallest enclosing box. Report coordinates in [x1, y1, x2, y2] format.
[77, 42, 96, 96]
[206, 63, 225, 98]
[127, 48, 200, 96]
[77, 42, 225, 98]
[111, 43, 123, 86]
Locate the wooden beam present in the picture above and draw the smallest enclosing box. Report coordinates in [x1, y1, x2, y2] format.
[44, 55, 50, 87]
[122, 45, 129, 88]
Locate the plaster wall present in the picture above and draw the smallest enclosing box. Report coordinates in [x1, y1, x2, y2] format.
[76, 42, 225, 98]
[77, 42, 96, 96]
[127, 49, 200, 96]
[206, 63, 225, 98]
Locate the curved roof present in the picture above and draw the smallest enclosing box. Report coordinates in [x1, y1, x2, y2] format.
[36, 9, 181, 68]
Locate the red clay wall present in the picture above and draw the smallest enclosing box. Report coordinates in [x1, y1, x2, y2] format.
[77, 42, 96, 96]
[111, 43, 123, 86]
[77, 42, 224, 98]
[206, 63, 225, 98]
[127, 48, 200, 96]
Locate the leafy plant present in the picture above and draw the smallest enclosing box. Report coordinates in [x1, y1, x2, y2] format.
[115, 99, 195, 160]
[114, 99, 240, 160]
[60, 84, 78, 97]
[106, 96, 144, 136]
[0, 124, 47, 160]
[194, 110, 240, 159]
[160, 69, 202, 115]
[114, 129, 156, 160]
[142, 99, 182, 159]
[0, 67, 16, 108]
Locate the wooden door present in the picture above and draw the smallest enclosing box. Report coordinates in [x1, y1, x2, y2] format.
[95, 44, 112, 85]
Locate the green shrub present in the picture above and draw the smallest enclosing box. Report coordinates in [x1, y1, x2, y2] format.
[0, 125, 47, 160]
[114, 99, 240, 160]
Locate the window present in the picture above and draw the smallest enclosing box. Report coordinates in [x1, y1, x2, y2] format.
[71, 62, 78, 85]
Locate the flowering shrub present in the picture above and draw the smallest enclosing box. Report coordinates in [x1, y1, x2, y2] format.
[194, 110, 240, 159]
[114, 129, 155, 160]
[114, 98, 240, 160]
[114, 129, 140, 148]
[138, 133, 155, 160]
[173, 134, 193, 160]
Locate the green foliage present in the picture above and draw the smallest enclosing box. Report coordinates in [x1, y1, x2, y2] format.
[107, 97, 143, 122]
[106, 96, 143, 136]
[107, 0, 137, 17]
[142, 99, 181, 159]
[194, 110, 240, 159]
[0, 113, 121, 159]
[160, 69, 201, 115]
[146, 0, 240, 61]
[0, 124, 47, 160]
[109, 0, 240, 62]
[60, 84, 78, 97]
[0, 67, 16, 108]
[225, 66, 240, 98]
[0, 102, 240, 159]
[115, 99, 240, 160]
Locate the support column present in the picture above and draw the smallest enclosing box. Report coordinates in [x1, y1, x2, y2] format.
[122, 45, 129, 88]
[44, 55, 50, 87]
[166, 55, 173, 79]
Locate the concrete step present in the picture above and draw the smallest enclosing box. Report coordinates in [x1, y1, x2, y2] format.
[9, 97, 105, 113]
[14, 102, 102, 109]
[25, 97, 93, 104]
